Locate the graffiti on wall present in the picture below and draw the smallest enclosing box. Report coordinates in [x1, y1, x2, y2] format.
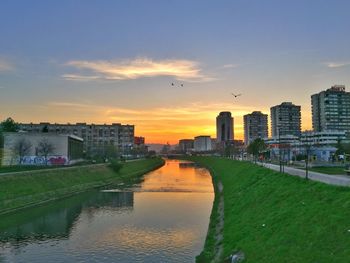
[21, 156, 68, 166]
[48, 156, 68, 165]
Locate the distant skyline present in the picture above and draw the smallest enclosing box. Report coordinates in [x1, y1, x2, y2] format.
[1, 0, 350, 143]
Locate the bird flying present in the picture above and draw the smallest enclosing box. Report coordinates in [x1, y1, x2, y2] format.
[231, 93, 242, 98]
[170, 82, 184, 87]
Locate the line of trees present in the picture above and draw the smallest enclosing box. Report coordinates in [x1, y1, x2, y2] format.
[0, 117, 20, 165]
[247, 138, 267, 163]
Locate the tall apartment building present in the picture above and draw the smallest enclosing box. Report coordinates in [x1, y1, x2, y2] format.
[216, 112, 234, 143]
[311, 85, 350, 133]
[270, 102, 301, 137]
[243, 111, 268, 145]
[19, 122, 134, 155]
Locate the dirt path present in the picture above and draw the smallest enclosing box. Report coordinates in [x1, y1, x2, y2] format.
[213, 180, 224, 263]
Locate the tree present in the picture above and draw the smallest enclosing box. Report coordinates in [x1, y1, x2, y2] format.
[42, 125, 49, 133]
[37, 138, 55, 165]
[0, 117, 19, 132]
[105, 145, 120, 160]
[335, 139, 345, 156]
[12, 138, 32, 164]
[247, 138, 267, 163]
[335, 139, 350, 162]
[224, 143, 236, 158]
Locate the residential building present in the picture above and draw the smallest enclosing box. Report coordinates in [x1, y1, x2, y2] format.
[270, 102, 301, 137]
[299, 130, 347, 161]
[265, 131, 348, 162]
[216, 112, 234, 143]
[19, 122, 134, 156]
[265, 135, 300, 162]
[178, 139, 194, 153]
[2, 132, 83, 166]
[194, 136, 212, 152]
[243, 111, 268, 145]
[311, 85, 350, 133]
[134, 136, 145, 146]
[300, 130, 347, 146]
[133, 136, 148, 157]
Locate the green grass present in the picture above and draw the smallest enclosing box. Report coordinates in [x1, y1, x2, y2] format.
[0, 165, 65, 173]
[189, 157, 350, 263]
[309, 166, 347, 175]
[0, 158, 164, 214]
[0, 160, 101, 174]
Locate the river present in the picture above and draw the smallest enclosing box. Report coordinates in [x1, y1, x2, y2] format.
[0, 159, 214, 262]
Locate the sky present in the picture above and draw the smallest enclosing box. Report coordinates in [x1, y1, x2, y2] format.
[1, 0, 350, 144]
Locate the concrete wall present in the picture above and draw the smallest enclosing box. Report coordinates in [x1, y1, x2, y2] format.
[2, 133, 74, 166]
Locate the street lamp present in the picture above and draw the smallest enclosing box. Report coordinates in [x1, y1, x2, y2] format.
[279, 128, 282, 173]
[304, 136, 311, 180]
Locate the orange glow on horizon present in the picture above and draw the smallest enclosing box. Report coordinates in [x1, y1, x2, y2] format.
[5, 101, 313, 144]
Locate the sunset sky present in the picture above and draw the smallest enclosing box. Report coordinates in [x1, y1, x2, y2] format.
[1, 0, 350, 144]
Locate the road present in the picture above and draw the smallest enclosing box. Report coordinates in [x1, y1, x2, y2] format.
[259, 162, 350, 187]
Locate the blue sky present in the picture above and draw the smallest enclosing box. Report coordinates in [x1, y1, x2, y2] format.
[1, 0, 350, 143]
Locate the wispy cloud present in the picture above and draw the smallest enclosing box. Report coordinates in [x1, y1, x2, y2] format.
[48, 102, 94, 108]
[0, 59, 13, 71]
[63, 57, 214, 82]
[222, 64, 237, 69]
[324, 62, 350, 68]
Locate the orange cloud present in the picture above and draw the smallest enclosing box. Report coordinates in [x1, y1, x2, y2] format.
[63, 57, 214, 82]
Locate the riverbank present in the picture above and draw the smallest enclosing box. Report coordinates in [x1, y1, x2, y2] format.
[190, 157, 350, 263]
[0, 158, 164, 215]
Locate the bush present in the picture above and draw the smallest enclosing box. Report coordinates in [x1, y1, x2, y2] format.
[109, 159, 123, 173]
[296, 154, 307, 161]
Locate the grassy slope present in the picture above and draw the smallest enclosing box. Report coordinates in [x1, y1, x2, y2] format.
[191, 157, 350, 263]
[0, 158, 164, 214]
[0, 161, 97, 174]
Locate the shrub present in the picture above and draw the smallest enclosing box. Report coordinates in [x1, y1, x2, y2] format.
[109, 159, 123, 173]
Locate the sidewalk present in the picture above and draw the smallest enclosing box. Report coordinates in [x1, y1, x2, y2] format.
[259, 162, 350, 187]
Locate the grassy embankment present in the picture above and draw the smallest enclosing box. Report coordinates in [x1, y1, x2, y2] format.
[0, 161, 98, 174]
[190, 157, 350, 263]
[0, 158, 164, 215]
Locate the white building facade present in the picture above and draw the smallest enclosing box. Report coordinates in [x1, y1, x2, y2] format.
[2, 132, 84, 166]
[194, 136, 212, 152]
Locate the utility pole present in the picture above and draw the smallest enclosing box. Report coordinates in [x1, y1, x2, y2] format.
[279, 128, 282, 173]
[305, 144, 310, 180]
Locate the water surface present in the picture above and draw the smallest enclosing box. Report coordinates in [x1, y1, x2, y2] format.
[0, 159, 214, 262]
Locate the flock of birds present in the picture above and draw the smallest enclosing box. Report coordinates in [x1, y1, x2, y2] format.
[170, 82, 242, 100]
[171, 82, 184, 87]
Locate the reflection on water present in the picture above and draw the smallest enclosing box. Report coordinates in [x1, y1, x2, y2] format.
[0, 159, 213, 263]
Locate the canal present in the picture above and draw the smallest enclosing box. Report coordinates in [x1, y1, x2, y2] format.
[0, 159, 214, 262]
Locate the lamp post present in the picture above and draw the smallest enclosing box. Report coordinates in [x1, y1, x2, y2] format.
[305, 142, 311, 180]
[279, 128, 282, 173]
